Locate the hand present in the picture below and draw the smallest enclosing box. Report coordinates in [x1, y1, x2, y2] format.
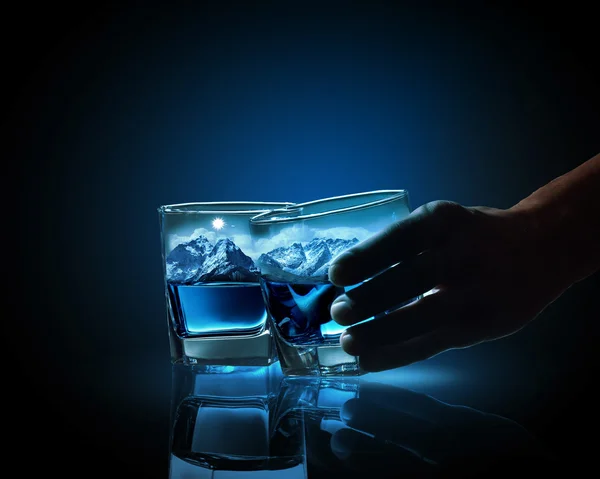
[328, 381, 550, 475]
[328, 200, 569, 372]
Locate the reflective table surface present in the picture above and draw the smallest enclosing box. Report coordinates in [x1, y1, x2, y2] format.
[167, 363, 551, 478]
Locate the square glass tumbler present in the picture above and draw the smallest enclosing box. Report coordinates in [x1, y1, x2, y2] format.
[158, 201, 292, 367]
[249, 190, 412, 376]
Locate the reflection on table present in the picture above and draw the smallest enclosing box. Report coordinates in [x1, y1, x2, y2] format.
[168, 365, 550, 478]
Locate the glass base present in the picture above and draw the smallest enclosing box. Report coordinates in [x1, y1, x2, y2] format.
[169, 328, 278, 368]
[274, 335, 362, 377]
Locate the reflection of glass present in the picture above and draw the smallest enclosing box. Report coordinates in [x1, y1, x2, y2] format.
[158, 202, 292, 367]
[249, 191, 412, 376]
[168, 364, 306, 478]
[265, 377, 360, 479]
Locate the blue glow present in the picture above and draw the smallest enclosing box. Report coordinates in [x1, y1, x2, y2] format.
[364, 363, 463, 391]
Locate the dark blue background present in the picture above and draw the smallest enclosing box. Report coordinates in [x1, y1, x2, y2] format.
[10, 1, 598, 476]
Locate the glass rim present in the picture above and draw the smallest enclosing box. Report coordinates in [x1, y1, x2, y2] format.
[249, 190, 408, 225]
[158, 201, 294, 215]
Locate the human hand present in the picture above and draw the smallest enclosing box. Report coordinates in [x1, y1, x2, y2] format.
[327, 381, 549, 475]
[328, 201, 569, 372]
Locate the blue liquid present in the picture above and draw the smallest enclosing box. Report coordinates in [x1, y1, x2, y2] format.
[168, 283, 267, 338]
[260, 279, 346, 346]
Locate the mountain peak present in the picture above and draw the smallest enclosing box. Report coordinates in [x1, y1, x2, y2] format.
[257, 237, 359, 281]
[166, 235, 257, 284]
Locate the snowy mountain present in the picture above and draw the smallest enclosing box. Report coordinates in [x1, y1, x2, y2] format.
[257, 237, 359, 281]
[166, 236, 258, 284]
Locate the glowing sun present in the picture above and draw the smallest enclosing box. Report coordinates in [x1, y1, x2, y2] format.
[212, 217, 225, 230]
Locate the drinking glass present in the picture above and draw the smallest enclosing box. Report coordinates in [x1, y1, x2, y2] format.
[249, 190, 413, 376]
[158, 201, 292, 367]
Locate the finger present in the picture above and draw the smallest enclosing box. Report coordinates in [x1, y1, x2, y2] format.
[330, 249, 445, 326]
[357, 381, 455, 423]
[340, 397, 437, 454]
[356, 382, 543, 453]
[340, 289, 458, 355]
[330, 427, 435, 474]
[359, 328, 468, 372]
[329, 201, 470, 286]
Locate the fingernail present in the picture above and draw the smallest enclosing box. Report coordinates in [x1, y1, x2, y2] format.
[330, 428, 360, 460]
[328, 253, 350, 282]
[330, 297, 354, 324]
[331, 294, 347, 305]
[340, 398, 359, 423]
[332, 251, 351, 265]
[328, 263, 341, 283]
[340, 331, 356, 353]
